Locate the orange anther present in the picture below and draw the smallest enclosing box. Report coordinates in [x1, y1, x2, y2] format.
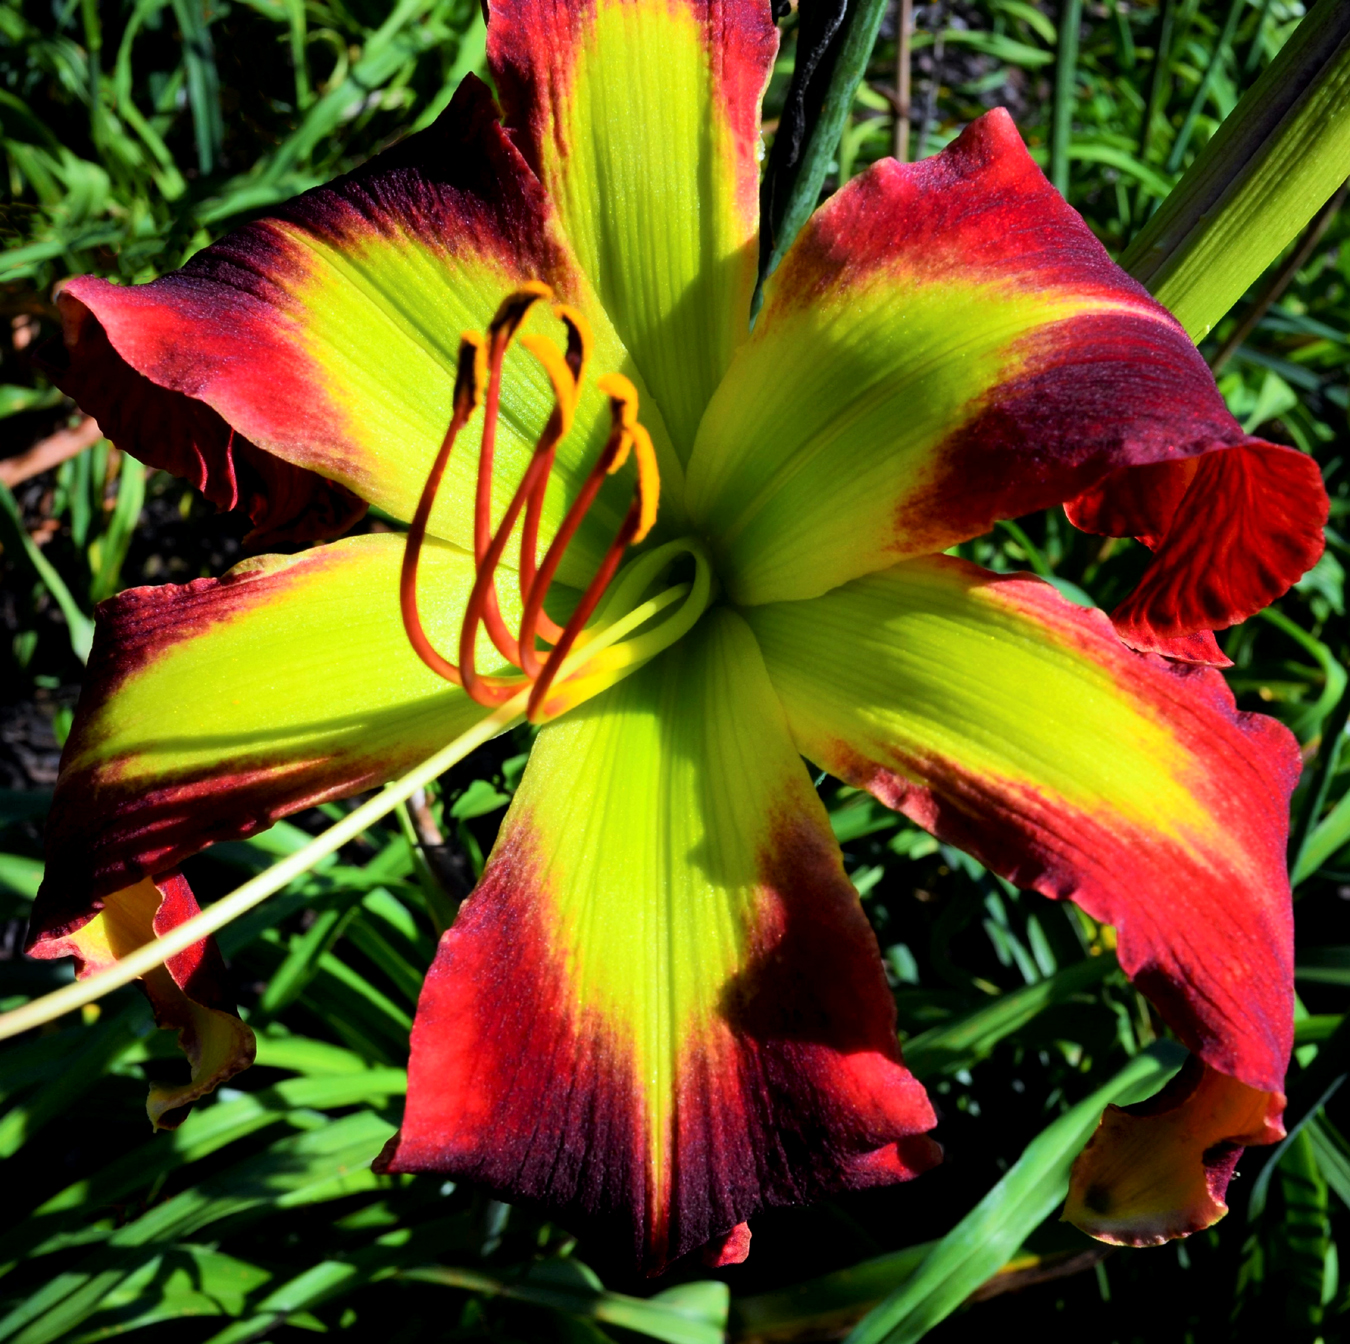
[553, 303, 591, 386]
[629, 422, 660, 543]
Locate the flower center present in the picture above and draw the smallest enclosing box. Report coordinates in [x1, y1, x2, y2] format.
[401, 283, 711, 723]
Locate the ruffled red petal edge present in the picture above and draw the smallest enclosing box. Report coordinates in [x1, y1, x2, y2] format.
[1066, 440, 1327, 648]
[37, 306, 366, 548]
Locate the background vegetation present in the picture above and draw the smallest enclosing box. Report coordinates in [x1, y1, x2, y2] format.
[0, 0, 1347, 1340]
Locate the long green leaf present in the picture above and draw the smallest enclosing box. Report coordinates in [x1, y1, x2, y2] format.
[1248, 1015, 1350, 1219]
[0, 1070, 406, 1280]
[68, 1245, 272, 1342]
[1276, 1129, 1331, 1330]
[731, 1241, 936, 1342]
[0, 1001, 146, 1160]
[1124, 0, 1350, 339]
[405, 1260, 729, 1344]
[255, 0, 435, 183]
[1050, 0, 1081, 193]
[169, 0, 223, 174]
[89, 455, 145, 604]
[1307, 1112, 1350, 1210]
[0, 1113, 395, 1344]
[1296, 947, 1350, 986]
[755, 0, 891, 308]
[1163, 0, 1244, 174]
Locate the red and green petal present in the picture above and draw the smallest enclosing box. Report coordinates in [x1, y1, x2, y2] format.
[745, 556, 1298, 1237]
[1065, 442, 1327, 649]
[489, 0, 778, 460]
[1064, 1056, 1284, 1245]
[27, 871, 255, 1128]
[377, 608, 939, 1274]
[687, 109, 1258, 606]
[51, 77, 682, 583]
[41, 309, 365, 549]
[36, 532, 519, 937]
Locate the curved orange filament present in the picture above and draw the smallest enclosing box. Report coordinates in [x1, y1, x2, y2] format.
[399, 335, 485, 688]
[527, 497, 641, 720]
[518, 306, 586, 654]
[474, 284, 552, 667]
[400, 286, 660, 722]
[459, 398, 568, 704]
[517, 408, 630, 679]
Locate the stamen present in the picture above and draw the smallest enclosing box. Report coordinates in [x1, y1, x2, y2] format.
[401, 285, 694, 726]
[519, 304, 589, 654]
[526, 501, 641, 720]
[591, 376, 659, 539]
[460, 308, 585, 703]
[516, 383, 633, 680]
[399, 333, 485, 686]
[474, 282, 553, 666]
[625, 422, 661, 543]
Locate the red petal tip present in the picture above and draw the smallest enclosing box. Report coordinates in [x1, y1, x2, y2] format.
[701, 1222, 752, 1267]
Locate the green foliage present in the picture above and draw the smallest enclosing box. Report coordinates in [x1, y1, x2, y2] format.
[0, 0, 486, 289]
[2, 1, 1350, 1341]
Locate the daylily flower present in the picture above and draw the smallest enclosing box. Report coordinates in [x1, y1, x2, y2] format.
[28, 0, 1328, 1275]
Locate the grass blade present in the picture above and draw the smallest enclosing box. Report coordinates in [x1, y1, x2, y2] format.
[903, 953, 1118, 1080]
[405, 1261, 728, 1344]
[169, 0, 223, 174]
[1164, 0, 1245, 174]
[731, 1241, 936, 1341]
[1050, 0, 1082, 193]
[89, 455, 144, 603]
[0, 478, 94, 662]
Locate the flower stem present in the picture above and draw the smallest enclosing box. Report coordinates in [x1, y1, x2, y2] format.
[0, 694, 528, 1043]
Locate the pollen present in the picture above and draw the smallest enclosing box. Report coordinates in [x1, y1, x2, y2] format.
[399, 284, 662, 723]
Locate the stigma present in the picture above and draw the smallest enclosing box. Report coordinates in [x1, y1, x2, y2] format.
[400, 283, 662, 723]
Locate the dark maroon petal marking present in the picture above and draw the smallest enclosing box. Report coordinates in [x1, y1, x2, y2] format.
[697, 109, 1283, 605]
[490, 0, 776, 202]
[815, 622, 1299, 1098]
[889, 311, 1250, 560]
[378, 812, 938, 1275]
[32, 542, 476, 940]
